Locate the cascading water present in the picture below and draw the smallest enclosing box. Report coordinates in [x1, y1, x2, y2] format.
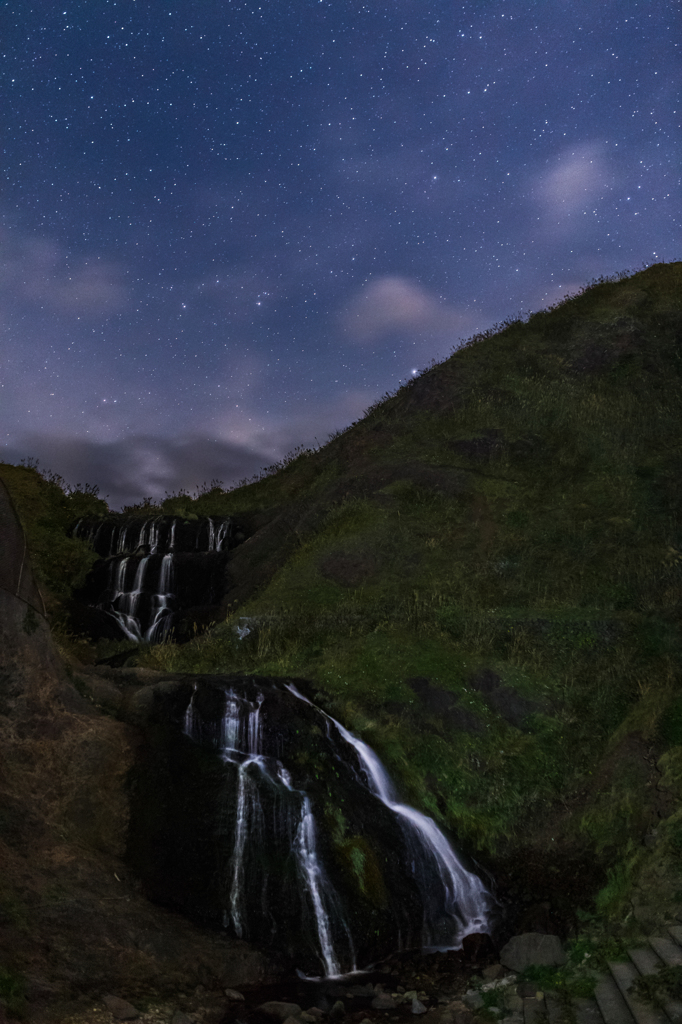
[286, 683, 493, 952]
[183, 685, 356, 978]
[72, 514, 236, 643]
[171, 678, 497, 978]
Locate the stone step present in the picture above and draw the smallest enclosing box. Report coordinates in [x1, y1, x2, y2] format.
[594, 972, 637, 1024]
[609, 960, 669, 1024]
[627, 947, 682, 1023]
[649, 938, 682, 969]
[523, 995, 546, 1024]
[544, 993, 565, 1024]
[668, 928, 682, 948]
[573, 996, 604, 1024]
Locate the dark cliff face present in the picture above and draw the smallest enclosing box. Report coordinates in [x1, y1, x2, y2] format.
[125, 675, 497, 976]
[0, 484, 276, 1012]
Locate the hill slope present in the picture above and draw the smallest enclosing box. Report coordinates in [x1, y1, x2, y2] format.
[3, 260, 682, 962]
[140, 261, 682, 935]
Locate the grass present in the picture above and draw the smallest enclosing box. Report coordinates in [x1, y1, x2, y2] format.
[0, 458, 108, 627]
[4, 260, 682, 923]
[0, 965, 27, 1019]
[472, 931, 633, 1019]
[629, 964, 682, 1008]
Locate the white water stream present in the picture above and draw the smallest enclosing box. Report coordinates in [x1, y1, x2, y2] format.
[285, 683, 493, 950]
[183, 685, 355, 978]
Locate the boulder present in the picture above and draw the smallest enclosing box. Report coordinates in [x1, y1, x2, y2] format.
[371, 993, 395, 1009]
[259, 1002, 303, 1020]
[440, 1000, 473, 1024]
[499, 933, 567, 971]
[171, 1014, 194, 1024]
[462, 991, 484, 1010]
[461, 930, 497, 961]
[102, 993, 140, 1019]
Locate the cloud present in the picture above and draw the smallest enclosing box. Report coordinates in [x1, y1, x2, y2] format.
[4, 386, 383, 510]
[533, 142, 613, 218]
[338, 276, 476, 346]
[3, 433, 271, 511]
[0, 228, 129, 319]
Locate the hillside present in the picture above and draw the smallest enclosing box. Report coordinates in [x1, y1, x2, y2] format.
[1, 261, 681, 1019]
[135, 261, 682, 930]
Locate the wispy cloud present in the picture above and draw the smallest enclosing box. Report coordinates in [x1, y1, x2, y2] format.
[338, 275, 476, 346]
[532, 142, 615, 225]
[0, 228, 129, 319]
[5, 386, 382, 509]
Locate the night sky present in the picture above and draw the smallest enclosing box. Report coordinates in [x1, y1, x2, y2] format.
[2, 1, 679, 509]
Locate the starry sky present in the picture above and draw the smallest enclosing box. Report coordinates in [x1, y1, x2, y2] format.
[2, 0, 679, 508]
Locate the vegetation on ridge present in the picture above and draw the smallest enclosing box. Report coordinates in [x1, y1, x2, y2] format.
[2, 261, 682, 942]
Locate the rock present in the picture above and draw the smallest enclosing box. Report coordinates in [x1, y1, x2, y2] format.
[372, 993, 396, 1009]
[283, 1017, 301, 1024]
[301, 1013, 319, 1022]
[440, 1000, 473, 1024]
[482, 965, 504, 981]
[412, 998, 428, 1015]
[461, 931, 497, 962]
[330, 1000, 346, 1020]
[503, 995, 523, 1012]
[306, 1010, 325, 1019]
[171, 1013, 194, 1024]
[24, 975, 61, 1002]
[225, 988, 246, 1000]
[349, 984, 375, 997]
[462, 990, 484, 1010]
[102, 993, 140, 1020]
[499, 934, 567, 972]
[259, 1004, 303, 1020]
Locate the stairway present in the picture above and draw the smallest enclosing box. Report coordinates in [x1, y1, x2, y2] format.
[521, 926, 682, 1024]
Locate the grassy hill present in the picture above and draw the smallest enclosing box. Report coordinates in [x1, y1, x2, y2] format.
[3, 260, 682, 948]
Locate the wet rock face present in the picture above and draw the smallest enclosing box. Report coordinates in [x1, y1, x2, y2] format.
[70, 515, 244, 643]
[125, 675, 495, 977]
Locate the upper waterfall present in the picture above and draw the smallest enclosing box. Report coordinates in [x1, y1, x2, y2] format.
[71, 514, 238, 644]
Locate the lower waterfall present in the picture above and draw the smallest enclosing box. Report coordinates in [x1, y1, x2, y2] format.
[286, 683, 491, 951]
[164, 677, 497, 977]
[184, 685, 356, 977]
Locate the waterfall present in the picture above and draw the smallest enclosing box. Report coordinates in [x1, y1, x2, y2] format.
[115, 524, 129, 555]
[182, 685, 355, 978]
[286, 683, 494, 951]
[73, 514, 233, 644]
[207, 517, 230, 552]
[291, 790, 349, 977]
[145, 553, 174, 643]
[175, 680, 496, 977]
